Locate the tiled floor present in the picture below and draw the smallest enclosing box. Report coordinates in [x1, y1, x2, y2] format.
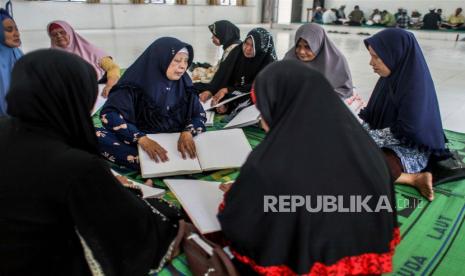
[20, 24, 465, 132]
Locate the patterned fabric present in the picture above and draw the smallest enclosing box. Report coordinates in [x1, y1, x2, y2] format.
[363, 123, 430, 173]
[397, 14, 411, 28]
[247, 27, 277, 61]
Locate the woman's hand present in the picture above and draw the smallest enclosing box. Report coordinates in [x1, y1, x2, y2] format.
[219, 181, 234, 193]
[199, 91, 213, 103]
[177, 131, 197, 159]
[211, 88, 228, 106]
[101, 77, 118, 98]
[138, 136, 169, 163]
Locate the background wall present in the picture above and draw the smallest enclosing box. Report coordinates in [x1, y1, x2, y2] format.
[5, 0, 262, 31]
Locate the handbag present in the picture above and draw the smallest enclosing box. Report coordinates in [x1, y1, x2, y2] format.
[179, 220, 239, 276]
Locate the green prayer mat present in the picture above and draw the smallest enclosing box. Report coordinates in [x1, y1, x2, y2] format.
[92, 111, 465, 275]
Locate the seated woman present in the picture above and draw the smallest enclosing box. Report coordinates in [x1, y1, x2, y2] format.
[192, 20, 241, 86]
[284, 23, 364, 115]
[361, 28, 449, 201]
[198, 27, 277, 115]
[97, 37, 206, 170]
[47, 20, 120, 97]
[0, 8, 22, 116]
[218, 60, 399, 275]
[0, 49, 181, 274]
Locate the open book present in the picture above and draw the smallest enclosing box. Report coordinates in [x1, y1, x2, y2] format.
[164, 179, 223, 234]
[224, 105, 261, 129]
[138, 129, 252, 178]
[204, 92, 250, 111]
[111, 169, 165, 198]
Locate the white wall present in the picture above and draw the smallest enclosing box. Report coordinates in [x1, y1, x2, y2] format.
[324, 0, 463, 18]
[277, 0, 292, 23]
[6, 0, 261, 31]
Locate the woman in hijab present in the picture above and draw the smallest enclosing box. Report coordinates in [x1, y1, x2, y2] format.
[0, 8, 22, 116]
[360, 29, 449, 201]
[47, 20, 120, 97]
[198, 27, 277, 116]
[0, 49, 182, 275]
[192, 20, 241, 85]
[218, 60, 399, 276]
[96, 37, 206, 170]
[284, 23, 364, 114]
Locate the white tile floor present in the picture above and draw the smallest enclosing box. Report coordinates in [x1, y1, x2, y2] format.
[20, 24, 465, 133]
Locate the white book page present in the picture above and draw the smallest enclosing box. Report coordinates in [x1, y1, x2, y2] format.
[110, 170, 165, 198]
[164, 179, 223, 234]
[224, 105, 260, 129]
[201, 98, 212, 111]
[195, 129, 252, 171]
[138, 133, 202, 178]
[205, 111, 215, 126]
[204, 92, 250, 111]
[91, 85, 107, 115]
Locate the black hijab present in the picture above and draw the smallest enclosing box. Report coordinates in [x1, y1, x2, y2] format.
[207, 27, 277, 94]
[208, 20, 241, 49]
[219, 61, 398, 275]
[6, 49, 98, 154]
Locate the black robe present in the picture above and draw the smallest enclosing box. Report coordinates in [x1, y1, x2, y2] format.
[0, 49, 178, 275]
[218, 60, 399, 275]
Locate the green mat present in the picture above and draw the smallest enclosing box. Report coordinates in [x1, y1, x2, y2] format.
[93, 111, 465, 275]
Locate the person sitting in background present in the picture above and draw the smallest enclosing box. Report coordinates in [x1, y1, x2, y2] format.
[394, 8, 403, 20]
[397, 9, 411, 28]
[437, 9, 446, 23]
[381, 10, 397, 27]
[192, 20, 240, 85]
[443, 8, 465, 29]
[322, 8, 338, 24]
[410, 10, 422, 28]
[47, 20, 120, 97]
[367, 8, 382, 25]
[0, 8, 22, 116]
[97, 37, 206, 170]
[312, 6, 323, 24]
[348, 5, 365, 26]
[422, 7, 441, 30]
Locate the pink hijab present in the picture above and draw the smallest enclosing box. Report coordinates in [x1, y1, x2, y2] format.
[47, 20, 108, 80]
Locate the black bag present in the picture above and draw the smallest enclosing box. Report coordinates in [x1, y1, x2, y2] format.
[179, 220, 239, 276]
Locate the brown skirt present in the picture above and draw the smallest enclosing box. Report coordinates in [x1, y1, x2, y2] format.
[382, 148, 404, 180]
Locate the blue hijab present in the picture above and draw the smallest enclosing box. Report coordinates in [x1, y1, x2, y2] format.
[360, 29, 447, 157]
[0, 9, 22, 116]
[102, 37, 196, 133]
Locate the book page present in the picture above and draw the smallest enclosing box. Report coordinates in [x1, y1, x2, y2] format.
[110, 169, 165, 198]
[91, 85, 106, 115]
[201, 98, 212, 111]
[205, 111, 215, 127]
[164, 179, 223, 234]
[224, 105, 260, 129]
[195, 129, 252, 171]
[204, 92, 250, 111]
[138, 133, 202, 178]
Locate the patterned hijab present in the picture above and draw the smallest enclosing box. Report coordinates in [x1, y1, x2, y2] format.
[47, 20, 108, 80]
[284, 23, 353, 99]
[245, 27, 277, 61]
